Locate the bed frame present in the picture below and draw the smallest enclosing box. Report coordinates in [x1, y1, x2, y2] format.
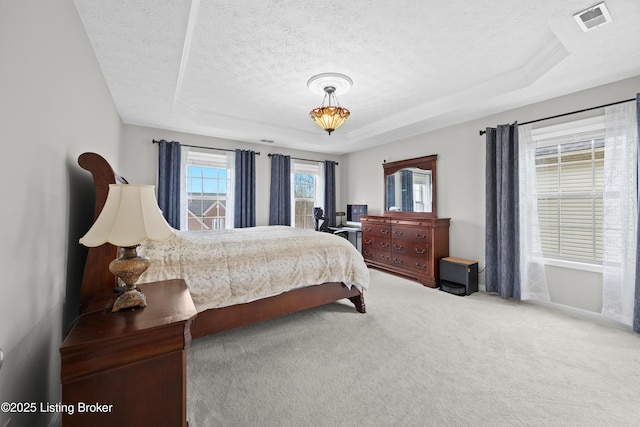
[77, 152, 366, 339]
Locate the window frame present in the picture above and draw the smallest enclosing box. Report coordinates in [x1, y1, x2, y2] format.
[184, 149, 235, 230]
[531, 116, 606, 272]
[291, 160, 324, 229]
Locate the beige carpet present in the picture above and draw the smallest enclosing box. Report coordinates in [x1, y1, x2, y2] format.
[187, 269, 640, 426]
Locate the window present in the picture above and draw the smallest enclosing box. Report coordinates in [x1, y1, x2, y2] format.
[412, 171, 431, 213]
[532, 117, 605, 265]
[186, 150, 234, 230]
[292, 160, 324, 229]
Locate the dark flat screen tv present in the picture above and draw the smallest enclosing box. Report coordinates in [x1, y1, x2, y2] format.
[346, 204, 368, 224]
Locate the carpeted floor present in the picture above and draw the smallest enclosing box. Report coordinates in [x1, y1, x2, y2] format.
[187, 269, 640, 426]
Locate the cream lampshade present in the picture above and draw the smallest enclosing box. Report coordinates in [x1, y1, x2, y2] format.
[79, 184, 174, 311]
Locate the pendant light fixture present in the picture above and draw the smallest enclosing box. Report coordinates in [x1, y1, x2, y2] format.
[308, 73, 352, 135]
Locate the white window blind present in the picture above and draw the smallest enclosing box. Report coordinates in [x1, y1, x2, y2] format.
[533, 117, 605, 264]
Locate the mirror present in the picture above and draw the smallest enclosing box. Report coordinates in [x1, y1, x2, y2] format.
[386, 168, 432, 213]
[383, 155, 437, 218]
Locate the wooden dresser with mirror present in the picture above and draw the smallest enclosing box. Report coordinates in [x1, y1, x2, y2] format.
[361, 155, 450, 287]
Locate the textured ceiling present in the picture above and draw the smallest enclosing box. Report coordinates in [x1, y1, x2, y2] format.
[73, 0, 640, 154]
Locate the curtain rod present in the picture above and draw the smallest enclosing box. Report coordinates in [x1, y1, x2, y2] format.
[267, 153, 339, 165]
[152, 140, 260, 155]
[478, 97, 636, 136]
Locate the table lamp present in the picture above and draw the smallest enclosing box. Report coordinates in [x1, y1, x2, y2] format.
[79, 184, 174, 311]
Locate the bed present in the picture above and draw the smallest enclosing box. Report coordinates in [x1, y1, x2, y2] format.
[77, 152, 368, 339]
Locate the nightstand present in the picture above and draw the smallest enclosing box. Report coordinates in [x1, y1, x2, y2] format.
[60, 279, 197, 427]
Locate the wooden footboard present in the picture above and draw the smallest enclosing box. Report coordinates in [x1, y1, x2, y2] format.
[190, 282, 365, 339]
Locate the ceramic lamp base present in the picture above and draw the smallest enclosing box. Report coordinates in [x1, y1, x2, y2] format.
[109, 245, 150, 312]
[112, 286, 147, 311]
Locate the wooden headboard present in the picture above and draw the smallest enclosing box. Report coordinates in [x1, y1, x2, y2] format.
[77, 152, 129, 312]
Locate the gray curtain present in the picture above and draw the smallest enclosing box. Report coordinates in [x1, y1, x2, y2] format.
[157, 140, 181, 229]
[269, 154, 291, 226]
[485, 123, 521, 299]
[400, 170, 414, 211]
[324, 161, 337, 227]
[387, 175, 395, 210]
[234, 149, 256, 228]
[634, 93, 640, 333]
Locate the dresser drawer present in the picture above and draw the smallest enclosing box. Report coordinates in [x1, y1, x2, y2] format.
[391, 238, 430, 258]
[362, 223, 391, 238]
[390, 254, 432, 275]
[363, 235, 391, 251]
[392, 225, 429, 243]
[392, 219, 434, 227]
[361, 216, 390, 225]
[363, 247, 391, 264]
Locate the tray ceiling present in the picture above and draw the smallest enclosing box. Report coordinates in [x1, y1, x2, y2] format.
[73, 0, 640, 154]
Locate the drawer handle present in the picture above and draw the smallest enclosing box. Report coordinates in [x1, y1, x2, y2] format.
[415, 233, 426, 239]
[364, 239, 372, 244]
[394, 258, 404, 264]
[381, 255, 389, 261]
[364, 250, 371, 256]
[380, 242, 389, 248]
[415, 263, 426, 270]
[364, 227, 372, 232]
[393, 244, 403, 250]
[414, 248, 426, 254]
[380, 229, 389, 234]
[394, 231, 403, 236]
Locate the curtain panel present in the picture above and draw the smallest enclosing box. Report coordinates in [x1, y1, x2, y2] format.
[324, 161, 337, 227]
[635, 94, 640, 333]
[400, 169, 414, 211]
[269, 154, 291, 226]
[485, 123, 521, 299]
[387, 175, 395, 210]
[518, 124, 550, 301]
[234, 149, 256, 228]
[602, 100, 639, 327]
[157, 140, 182, 229]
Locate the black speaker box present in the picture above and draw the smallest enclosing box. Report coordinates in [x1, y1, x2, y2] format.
[439, 280, 467, 296]
[439, 257, 479, 296]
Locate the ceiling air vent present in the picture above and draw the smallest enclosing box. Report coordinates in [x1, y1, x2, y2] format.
[573, 2, 612, 32]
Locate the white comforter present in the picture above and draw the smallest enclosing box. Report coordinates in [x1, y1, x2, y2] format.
[138, 226, 370, 312]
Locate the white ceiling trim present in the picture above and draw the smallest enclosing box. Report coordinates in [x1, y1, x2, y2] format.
[347, 33, 569, 143]
[523, 33, 570, 84]
[173, 0, 201, 108]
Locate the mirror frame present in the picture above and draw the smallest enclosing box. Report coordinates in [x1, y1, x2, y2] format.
[383, 154, 438, 218]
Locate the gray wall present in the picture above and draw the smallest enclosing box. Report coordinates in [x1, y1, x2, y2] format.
[343, 74, 640, 315]
[120, 124, 343, 227]
[0, 0, 122, 425]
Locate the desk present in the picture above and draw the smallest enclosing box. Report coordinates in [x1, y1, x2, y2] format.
[330, 226, 362, 252]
